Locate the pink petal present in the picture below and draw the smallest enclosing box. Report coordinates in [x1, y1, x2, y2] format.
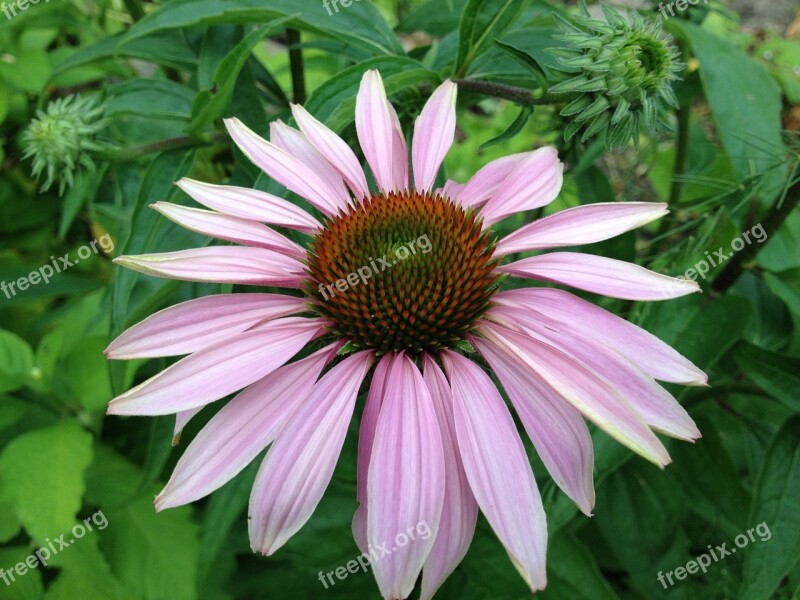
[368, 353, 445, 600]
[248, 350, 374, 555]
[352, 353, 392, 553]
[457, 153, 529, 209]
[490, 305, 700, 441]
[356, 69, 409, 193]
[292, 104, 369, 200]
[420, 355, 478, 600]
[412, 80, 457, 192]
[441, 350, 547, 592]
[224, 117, 346, 215]
[152, 202, 305, 259]
[498, 252, 701, 300]
[107, 317, 324, 416]
[440, 179, 465, 200]
[176, 178, 321, 233]
[470, 335, 595, 515]
[480, 148, 562, 226]
[495, 288, 706, 385]
[155, 343, 340, 510]
[269, 119, 351, 207]
[113, 246, 306, 288]
[105, 293, 306, 359]
[478, 321, 671, 467]
[494, 202, 669, 256]
[173, 408, 202, 446]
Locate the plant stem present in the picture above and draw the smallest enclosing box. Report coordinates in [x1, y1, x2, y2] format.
[669, 102, 690, 204]
[286, 28, 306, 105]
[94, 132, 229, 162]
[710, 173, 800, 294]
[452, 79, 567, 107]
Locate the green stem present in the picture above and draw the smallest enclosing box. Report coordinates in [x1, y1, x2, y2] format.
[286, 29, 306, 105]
[94, 132, 229, 162]
[710, 172, 800, 294]
[452, 79, 567, 106]
[669, 102, 690, 204]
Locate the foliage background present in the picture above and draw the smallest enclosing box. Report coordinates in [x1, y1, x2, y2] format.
[1, 0, 799, 598]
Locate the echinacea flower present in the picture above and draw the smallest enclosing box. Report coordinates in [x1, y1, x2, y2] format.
[106, 69, 706, 599]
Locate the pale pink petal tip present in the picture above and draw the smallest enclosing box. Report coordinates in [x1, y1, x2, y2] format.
[412, 80, 457, 193]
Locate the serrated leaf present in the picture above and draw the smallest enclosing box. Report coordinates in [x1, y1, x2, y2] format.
[0, 421, 93, 539]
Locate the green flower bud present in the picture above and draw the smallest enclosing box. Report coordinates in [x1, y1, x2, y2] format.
[548, 1, 682, 149]
[22, 95, 108, 195]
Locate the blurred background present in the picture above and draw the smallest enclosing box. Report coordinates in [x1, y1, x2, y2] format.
[0, 0, 799, 598]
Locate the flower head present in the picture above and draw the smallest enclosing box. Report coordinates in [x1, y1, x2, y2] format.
[106, 70, 705, 599]
[22, 94, 108, 195]
[548, 2, 682, 148]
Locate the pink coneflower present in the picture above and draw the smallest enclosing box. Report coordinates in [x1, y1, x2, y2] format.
[106, 70, 705, 599]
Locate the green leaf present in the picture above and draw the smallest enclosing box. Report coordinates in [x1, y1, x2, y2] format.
[0, 329, 35, 393]
[122, 0, 403, 57]
[86, 446, 200, 600]
[0, 547, 44, 600]
[741, 416, 800, 599]
[735, 342, 800, 412]
[397, 0, 468, 36]
[188, 18, 294, 135]
[106, 79, 196, 120]
[0, 420, 93, 539]
[50, 31, 198, 81]
[478, 103, 533, 150]
[676, 23, 787, 204]
[454, 0, 531, 77]
[540, 532, 621, 600]
[304, 56, 439, 131]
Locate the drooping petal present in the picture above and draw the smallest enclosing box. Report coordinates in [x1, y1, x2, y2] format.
[355, 69, 409, 193]
[494, 202, 669, 256]
[440, 350, 547, 593]
[352, 353, 393, 553]
[494, 287, 706, 385]
[420, 355, 478, 600]
[248, 350, 374, 555]
[498, 252, 701, 300]
[480, 147, 562, 226]
[152, 202, 305, 259]
[113, 246, 306, 288]
[107, 317, 324, 416]
[269, 119, 351, 206]
[292, 103, 369, 200]
[457, 152, 530, 209]
[368, 353, 445, 600]
[478, 321, 671, 467]
[173, 408, 202, 446]
[105, 293, 306, 359]
[470, 335, 595, 515]
[224, 117, 346, 215]
[176, 178, 321, 233]
[155, 343, 340, 510]
[412, 80, 457, 193]
[490, 305, 700, 441]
